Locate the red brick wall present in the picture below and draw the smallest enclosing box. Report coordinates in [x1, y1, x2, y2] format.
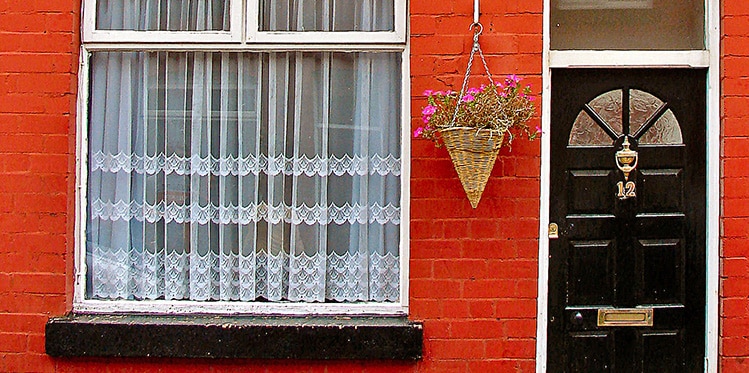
[410, 0, 542, 371]
[721, 2, 749, 372]
[3, 0, 745, 372]
[0, 0, 78, 370]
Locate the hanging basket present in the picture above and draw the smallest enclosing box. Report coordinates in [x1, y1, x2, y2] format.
[440, 127, 505, 208]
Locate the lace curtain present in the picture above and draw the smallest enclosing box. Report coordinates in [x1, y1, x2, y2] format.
[86, 7, 402, 302]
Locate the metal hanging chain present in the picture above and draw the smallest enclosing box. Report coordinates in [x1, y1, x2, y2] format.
[450, 22, 496, 128]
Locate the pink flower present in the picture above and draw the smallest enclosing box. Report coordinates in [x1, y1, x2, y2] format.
[422, 105, 437, 116]
[422, 115, 431, 124]
[414, 127, 424, 138]
[506, 74, 521, 87]
[467, 87, 481, 95]
[461, 94, 475, 102]
[528, 96, 536, 101]
[423, 89, 434, 96]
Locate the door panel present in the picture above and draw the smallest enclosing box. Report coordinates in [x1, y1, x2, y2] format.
[547, 69, 706, 372]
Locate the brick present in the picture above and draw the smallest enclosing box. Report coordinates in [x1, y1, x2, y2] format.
[9, 272, 66, 295]
[485, 339, 536, 359]
[723, 318, 749, 338]
[429, 339, 486, 359]
[723, 97, 749, 118]
[725, 1, 749, 16]
[723, 158, 749, 178]
[722, 357, 749, 373]
[463, 279, 516, 298]
[722, 337, 749, 357]
[488, 260, 537, 279]
[410, 279, 462, 299]
[467, 360, 521, 373]
[0, 332, 27, 353]
[0, 313, 48, 334]
[434, 259, 488, 280]
[2, 353, 55, 373]
[501, 319, 537, 338]
[495, 299, 537, 318]
[723, 177, 749, 198]
[722, 298, 749, 318]
[722, 258, 749, 277]
[468, 299, 495, 318]
[722, 278, 749, 297]
[723, 16, 749, 37]
[450, 320, 505, 339]
[724, 217, 749, 237]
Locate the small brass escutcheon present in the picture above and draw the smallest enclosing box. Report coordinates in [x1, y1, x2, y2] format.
[549, 223, 559, 239]
[597, 308, 653, 327]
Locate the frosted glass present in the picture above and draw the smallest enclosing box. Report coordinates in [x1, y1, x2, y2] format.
[569, 88, 683, 146]
[551, 0, 704, 50]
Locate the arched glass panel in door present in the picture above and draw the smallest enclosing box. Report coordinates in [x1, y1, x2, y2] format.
[568, 88, 683, 146]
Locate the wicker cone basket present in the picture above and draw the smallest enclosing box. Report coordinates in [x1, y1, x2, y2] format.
[440, 127, 505, 208]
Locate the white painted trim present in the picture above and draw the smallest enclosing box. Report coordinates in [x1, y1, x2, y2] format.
[550, 50, 710, 68]
[82, 43, 408, 52]
[400, 45, 411, 312]
[74, 300, 407, 316]
[73, 47, 91, 306]
[537, 1, 719, 372]
[86, 30, 241, 43]
[251, 31, 405, 44]
[704, 0, 720, 371]
[75, 0, 410, 314]
[535, 0, 552, 371]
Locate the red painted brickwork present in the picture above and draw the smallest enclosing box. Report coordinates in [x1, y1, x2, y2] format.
[0, 0, 78, 370]
[410, 0, 542, 369]
[2, 0, 747, 372]
[721, 2, 749, 372]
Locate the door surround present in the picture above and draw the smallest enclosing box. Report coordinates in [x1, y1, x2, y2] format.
[535, 1, 721, 372]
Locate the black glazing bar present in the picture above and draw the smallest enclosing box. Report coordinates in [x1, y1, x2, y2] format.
[632, 102, 670, 141]
[583, 104, 619, 141]
[622, 88, 630, 135]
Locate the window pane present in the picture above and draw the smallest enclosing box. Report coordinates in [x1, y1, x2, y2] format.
[86, 51, 401, 302]
[96, 0, 230, 31]
[551, 0, 704, 50]
[260, 0, 394, 31]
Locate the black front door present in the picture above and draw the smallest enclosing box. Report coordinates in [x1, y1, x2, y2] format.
[547, 69, 706, 372]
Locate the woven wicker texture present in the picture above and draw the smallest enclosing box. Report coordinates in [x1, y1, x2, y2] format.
[440, 127, 504, 208]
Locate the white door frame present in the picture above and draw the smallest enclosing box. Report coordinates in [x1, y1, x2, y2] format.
[535, 1, 720, 372]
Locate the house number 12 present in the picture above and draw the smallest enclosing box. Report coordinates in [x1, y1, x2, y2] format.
[616, 181, 636, 199]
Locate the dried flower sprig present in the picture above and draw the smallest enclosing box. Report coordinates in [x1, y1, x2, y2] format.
[415, 75, 540, 147]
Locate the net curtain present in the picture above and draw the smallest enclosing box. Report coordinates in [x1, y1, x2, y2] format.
[87, 0, 401, 303]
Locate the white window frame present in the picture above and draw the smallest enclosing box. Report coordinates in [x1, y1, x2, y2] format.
[82, 0, 244, 43]
[83, 0, 405, 44]
[536, 0, 719, 372]
[75, 0, 411, 316]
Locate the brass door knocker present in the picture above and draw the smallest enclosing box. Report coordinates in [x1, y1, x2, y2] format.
[615, 137, 638, 181]
[615, 137, 638, 200]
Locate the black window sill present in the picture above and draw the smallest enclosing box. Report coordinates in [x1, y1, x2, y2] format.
[46, 314, 423, 360]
